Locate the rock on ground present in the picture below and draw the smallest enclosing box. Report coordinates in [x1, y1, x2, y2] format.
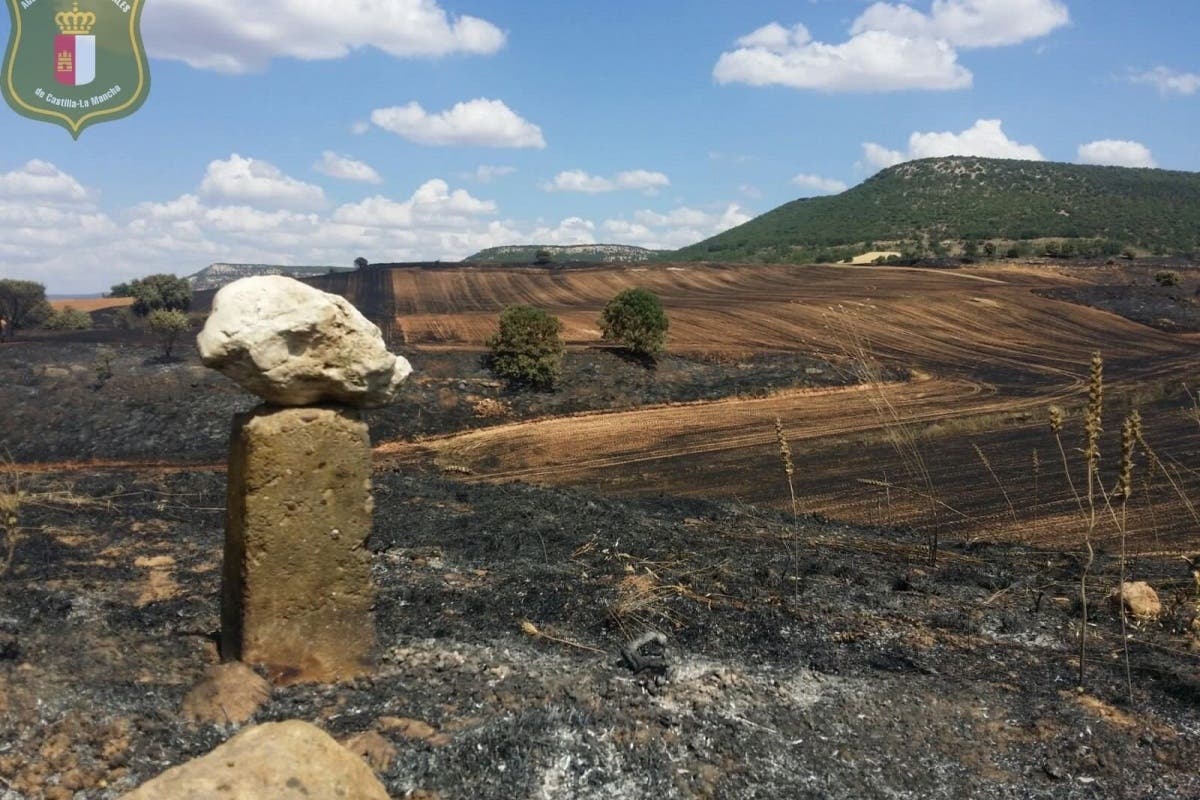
[1109, 581, 1162, 619]
[119, 720, 389, 799]
[180, 663, 271, 725]
[197, 275, 411, 407]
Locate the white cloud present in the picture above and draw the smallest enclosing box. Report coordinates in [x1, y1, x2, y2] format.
[860, 142, 906, 170]
[334, 179, 496, 229]
[715, 1, 1068, 93]
[0, 159, 88, 202]
[351, 120, 371, 135]
[1077, 140, 1157, 169]
[0, 159, 739, 294]
[603, 204, 752, 250]
[371, 99, 546, 148]
[544, 169, 671, 195]
[736, 22, 810, 51]
[461, 165, 516, 183]
[615, 170, 671, 194]
[2, 168, 517, 291]
[200, 154, 327, 210]
[144, 0, 505, 73]
[715, 28, 970, 92]
[852, 0, 1069, 48]
[526, 217, 597, 246]
[791, 173, 848, 194]
[1130, 66, 1200, 97]
[314, 151, 383, 184]
[861, 119, 1044, 169]
[544, 170, 614, 193]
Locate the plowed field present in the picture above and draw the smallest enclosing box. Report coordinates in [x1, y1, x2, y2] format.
[374, 262, 1200, 553]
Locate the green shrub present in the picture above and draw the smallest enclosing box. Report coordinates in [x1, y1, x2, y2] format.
[1154, 270, 1182, 287]
[44, 306, 92, 330]
[599, 288, 669, 357]
[93, 346, 115, 388]
[146, 309, 191, 360]
[486, 305, 564, 389]
[0, 279, 50, 330]
[129, 274, 192, 317]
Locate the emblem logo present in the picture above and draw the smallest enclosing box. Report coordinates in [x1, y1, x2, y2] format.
[3, 0, 150, 138]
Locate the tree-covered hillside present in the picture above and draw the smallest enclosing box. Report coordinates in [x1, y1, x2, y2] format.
[466, 244, 666, 264]
[670, 157, 1200, 263]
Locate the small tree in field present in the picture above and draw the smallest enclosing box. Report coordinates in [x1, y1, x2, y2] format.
[146, 309, 190, 360]
[599, 288, 668, 358]
[129, 274, 192, 317]
[354, 256, 369, 269]
[486, 305, 564, 389]
[0, 279, 51, 330]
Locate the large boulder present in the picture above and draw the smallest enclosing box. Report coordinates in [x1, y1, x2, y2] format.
[197, 276, 411, 407]
[120, 720, 389, 799]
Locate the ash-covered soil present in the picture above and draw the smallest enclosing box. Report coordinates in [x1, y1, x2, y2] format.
[2, 467, 1198, 799]
[0, 336, 859, 464]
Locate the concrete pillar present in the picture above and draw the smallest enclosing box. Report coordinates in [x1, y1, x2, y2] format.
[221, 405, 375, 684]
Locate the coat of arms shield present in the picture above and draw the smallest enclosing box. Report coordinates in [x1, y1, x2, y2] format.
[3, 0, 150, 138]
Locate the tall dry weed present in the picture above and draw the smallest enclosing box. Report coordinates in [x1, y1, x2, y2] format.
[825, 307, 941, 565]
[0, 472, 23, 578]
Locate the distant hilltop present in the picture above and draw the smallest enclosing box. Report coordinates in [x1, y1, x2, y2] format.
[465, 244, 667, 264]
[670, 156, 1200, 263]
[188, 263, 352, 292]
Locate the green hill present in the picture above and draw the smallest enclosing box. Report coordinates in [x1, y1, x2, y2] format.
[466, 244, 666, 264]
[671, 157, 1200, 263]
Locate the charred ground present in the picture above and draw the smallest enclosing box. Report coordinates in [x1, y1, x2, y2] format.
[2, 261, 1200, 799]
[1, 467, 1198, 799]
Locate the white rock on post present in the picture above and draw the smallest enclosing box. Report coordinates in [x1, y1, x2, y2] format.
[197, 276, 411, 407]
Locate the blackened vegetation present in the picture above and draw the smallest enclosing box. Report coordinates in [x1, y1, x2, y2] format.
[1, 467, 1198, 798]
[0, 338, 859, 462]
[1039, 264, 1200, 332]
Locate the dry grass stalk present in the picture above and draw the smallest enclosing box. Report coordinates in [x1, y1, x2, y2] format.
[0, 455, 25, 578]
[773, 417, 803, 596]
[1032, 448, 1040, 512]
[1079, 351, 1103, 690]
[1114, 410, 1139, 703]
[774, 417, 799, 526]
[519, 620, 603, 654]
[828, 308, 941, 564]
[974, 442, 1017, 526]
[0, 488, 21, 578]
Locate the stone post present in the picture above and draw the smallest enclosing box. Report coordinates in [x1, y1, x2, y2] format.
[197, 276, 412, 685]
[222, 405, 375, 683]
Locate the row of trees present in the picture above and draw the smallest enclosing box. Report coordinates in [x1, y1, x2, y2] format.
[0, 274, 192, 358]
[487, 288, 669, 389]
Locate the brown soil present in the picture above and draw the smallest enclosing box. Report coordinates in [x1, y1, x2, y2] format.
[359, 262, 1200, 553]
[48, 298, 133, 313]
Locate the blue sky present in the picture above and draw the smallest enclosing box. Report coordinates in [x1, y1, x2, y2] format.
[1, 0, 1197, 293]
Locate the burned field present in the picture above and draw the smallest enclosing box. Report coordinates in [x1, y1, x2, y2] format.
[2, 260, 1200, 798]
[372, 262, 1200, 553]
[2, 468, 1199, 799]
